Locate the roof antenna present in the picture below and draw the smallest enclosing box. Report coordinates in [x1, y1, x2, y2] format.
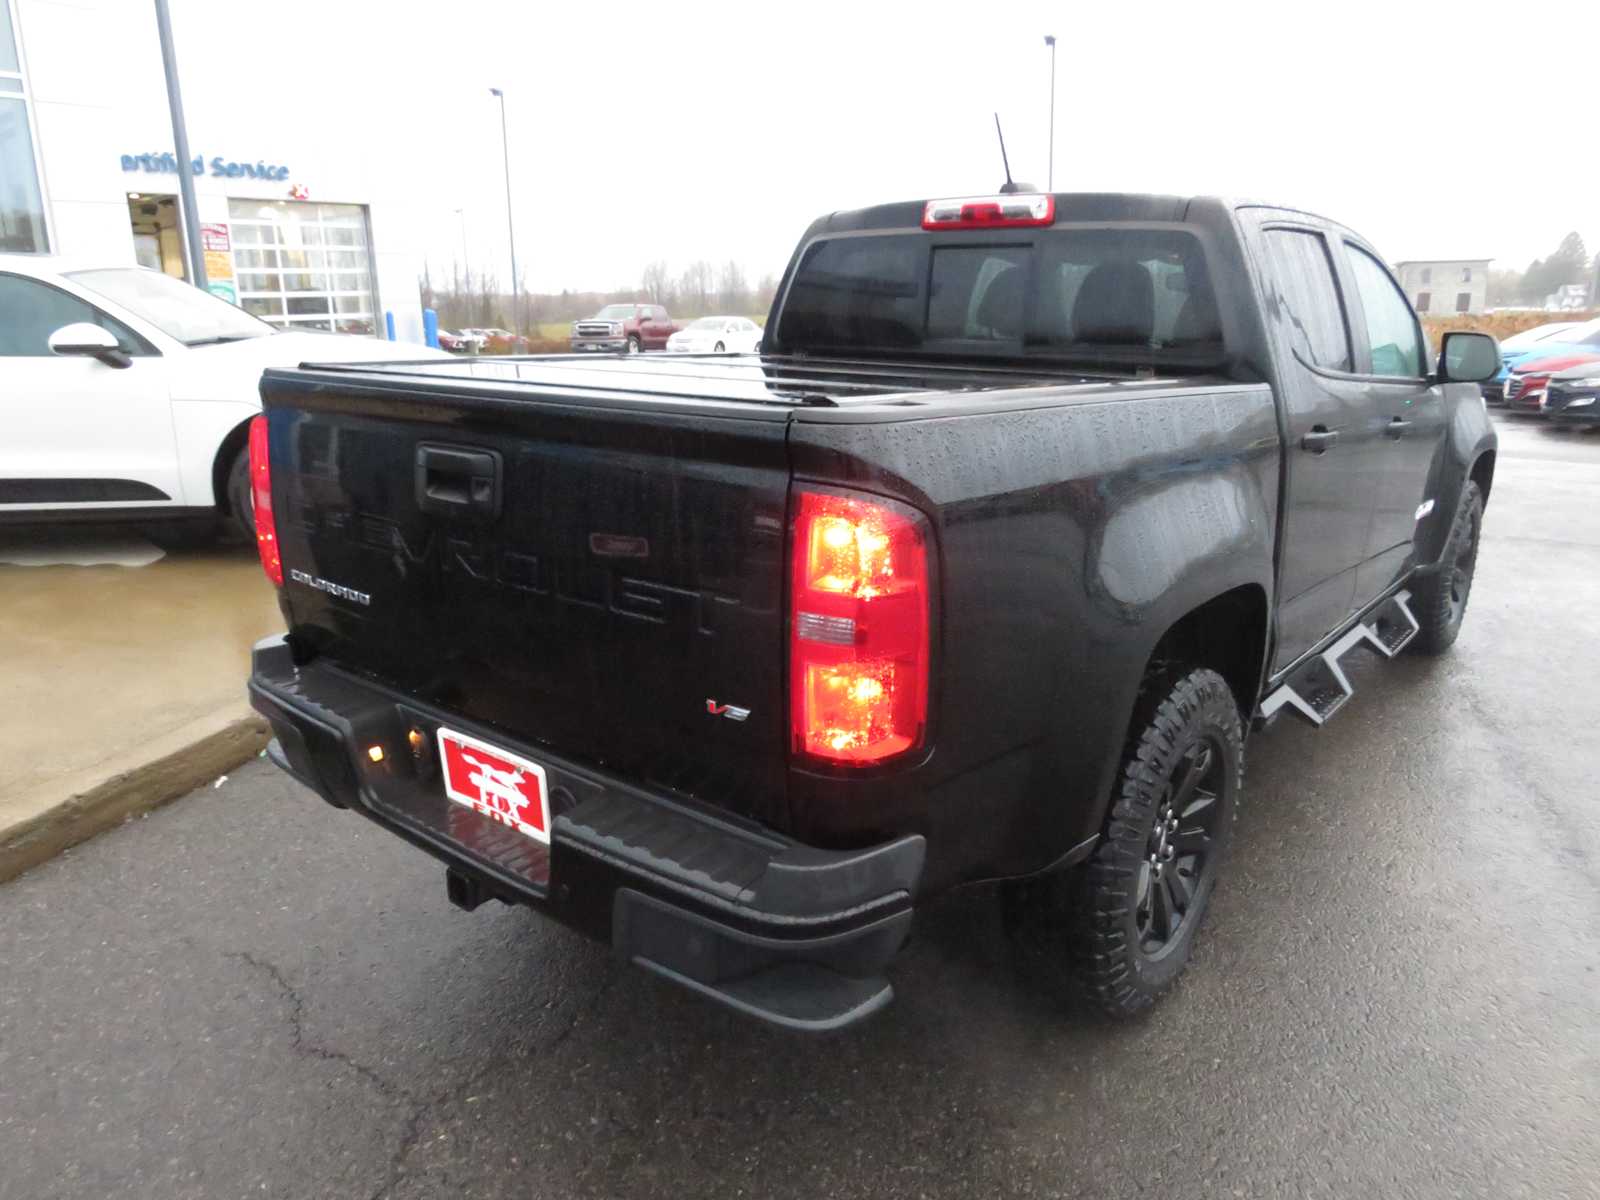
[994, 113, 1018, 193]
[993, 113, 1035, 194]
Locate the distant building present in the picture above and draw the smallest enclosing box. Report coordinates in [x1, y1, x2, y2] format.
[1546, 283, 1591, 312]
[3, 0, 425, 342]
[1392, 259, 1491, 316]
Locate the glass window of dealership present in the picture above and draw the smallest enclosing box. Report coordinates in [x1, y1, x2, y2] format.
[1, 0, 49, 256]
[2, 0, 392, 337]
[227, 200, 377, 335]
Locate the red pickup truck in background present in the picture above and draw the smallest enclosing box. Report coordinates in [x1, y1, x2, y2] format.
[570, 303, 680, 354]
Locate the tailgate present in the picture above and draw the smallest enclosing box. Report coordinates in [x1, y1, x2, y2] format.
[264, 372, 791, 828]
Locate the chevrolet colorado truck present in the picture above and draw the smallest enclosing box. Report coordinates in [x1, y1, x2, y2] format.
[247, 191, 1500, 1031]
[569, 303, 679, 354]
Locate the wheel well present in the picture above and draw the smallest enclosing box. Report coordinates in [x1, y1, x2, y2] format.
[1470, 449, 1495, 505]
[212, 417, 253, 516]
[1144, 584, 1269, 716]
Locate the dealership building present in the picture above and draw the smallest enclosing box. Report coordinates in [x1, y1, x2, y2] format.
[2, 0, 426, 341]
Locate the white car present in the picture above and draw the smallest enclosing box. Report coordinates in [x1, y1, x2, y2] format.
[0, 256, 446, 537]
[665, 316, 763, 354]
[1498, 321, 1579, 352]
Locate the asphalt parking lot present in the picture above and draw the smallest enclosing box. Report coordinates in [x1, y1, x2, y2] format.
[2, 413, 1596, 1200]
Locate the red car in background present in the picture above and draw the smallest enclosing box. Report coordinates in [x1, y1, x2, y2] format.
[1505, 351, 1600, 413]
[466, 327, 532, 354]
[569, 304, 681, 354]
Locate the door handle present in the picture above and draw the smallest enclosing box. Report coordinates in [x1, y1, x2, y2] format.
[1386, 417, 1412, 438]
[1300, 427, 1340, 453]
[414, 444, 502, 520]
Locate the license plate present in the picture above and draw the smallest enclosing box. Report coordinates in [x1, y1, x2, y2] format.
[437, 727, 551, 844]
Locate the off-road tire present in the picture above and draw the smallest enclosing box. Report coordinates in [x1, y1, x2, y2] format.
[225, 445, 253, 542]
[1409, 480, 1482, 656]
[1011, 667, 1243, 1019]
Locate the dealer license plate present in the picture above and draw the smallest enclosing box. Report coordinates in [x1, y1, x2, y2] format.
[436, 727, 551, 844]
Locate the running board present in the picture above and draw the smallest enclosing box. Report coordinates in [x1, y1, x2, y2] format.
[1257, 590, 1419, 728]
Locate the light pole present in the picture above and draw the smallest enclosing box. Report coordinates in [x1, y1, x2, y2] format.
[489, 87, 520, 335]
[1043, 34, 1056, 191]
[153, 0, 205, 288]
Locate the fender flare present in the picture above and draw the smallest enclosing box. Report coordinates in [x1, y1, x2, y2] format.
[1415, 391, 1496, 569]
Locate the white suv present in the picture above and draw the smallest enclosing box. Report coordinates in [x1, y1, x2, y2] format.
[0, 256, 444, 537]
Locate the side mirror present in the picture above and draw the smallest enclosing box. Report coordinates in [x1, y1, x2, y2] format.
[1439, 331, 1499, 384]
[48, 322, 131, 369]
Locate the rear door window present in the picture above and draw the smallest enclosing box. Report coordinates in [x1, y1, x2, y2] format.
[1259, 229, 1352, 372]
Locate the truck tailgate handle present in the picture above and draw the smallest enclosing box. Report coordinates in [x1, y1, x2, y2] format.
[1300, 427, 1340, 453]
[415, 444, 502, 520]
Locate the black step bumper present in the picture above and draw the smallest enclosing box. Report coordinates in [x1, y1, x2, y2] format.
[247, 636, 922, 1031]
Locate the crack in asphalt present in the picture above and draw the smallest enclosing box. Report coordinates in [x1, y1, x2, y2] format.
[228, 943, 618, 1200]
[227, 950, 418, 1108]
[362, 965, 619, 1200]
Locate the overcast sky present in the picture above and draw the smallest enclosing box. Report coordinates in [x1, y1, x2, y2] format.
[170, 0, 1594, 294]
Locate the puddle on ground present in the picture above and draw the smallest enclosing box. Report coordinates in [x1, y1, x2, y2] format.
[0, 529, 167, 569]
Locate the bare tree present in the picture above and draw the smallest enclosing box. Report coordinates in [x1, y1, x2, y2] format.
[754, 272, 779, 316]
[678, 261, 713, 317]
[717, 260, 749, 314]
[642, 260, 674, 307]
[420, 261, 436, 314]
[476, 272, 501, 327]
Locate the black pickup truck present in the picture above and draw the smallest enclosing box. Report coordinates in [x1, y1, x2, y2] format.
[246, 191, 1500, 1031]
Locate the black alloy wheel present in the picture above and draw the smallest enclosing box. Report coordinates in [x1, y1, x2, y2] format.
[1005, 666, 1243, 1018]
[1446, 505, 1480, 627]
[1411, 479, 1483, 655]
[1134, 736, 1225, 959]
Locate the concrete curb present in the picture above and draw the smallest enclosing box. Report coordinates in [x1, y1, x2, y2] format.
[0, 711, 271, 884]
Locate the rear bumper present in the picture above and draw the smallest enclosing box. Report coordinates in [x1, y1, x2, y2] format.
[247, 635, 922, 1031]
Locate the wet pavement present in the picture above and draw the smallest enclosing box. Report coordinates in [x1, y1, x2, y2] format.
[0, 528, 280, 827]
[2, 415, 1597, 1200]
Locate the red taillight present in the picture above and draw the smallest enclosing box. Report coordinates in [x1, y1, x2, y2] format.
[922, 193, 1054, 230]
[247, 414, 282, 587]
[790, 491, 929, 765]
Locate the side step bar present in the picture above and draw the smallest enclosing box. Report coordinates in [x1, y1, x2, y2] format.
[1257, 590, 1419, 728]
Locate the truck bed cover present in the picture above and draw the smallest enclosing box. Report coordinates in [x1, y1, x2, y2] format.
[280, 351, 1153, 411]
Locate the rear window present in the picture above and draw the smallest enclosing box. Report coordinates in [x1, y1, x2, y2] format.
[775, 227, 1224, 367]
